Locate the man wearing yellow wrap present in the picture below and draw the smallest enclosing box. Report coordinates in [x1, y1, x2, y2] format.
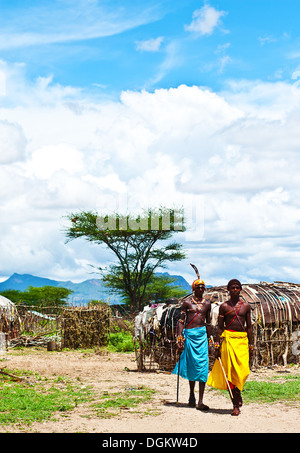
[207, 279, 253, 416]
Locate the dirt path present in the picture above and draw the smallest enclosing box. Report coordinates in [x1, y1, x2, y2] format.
[0, 349, 299, 433]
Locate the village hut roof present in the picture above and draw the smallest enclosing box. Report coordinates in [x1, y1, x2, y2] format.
[0, 295, 19, 322]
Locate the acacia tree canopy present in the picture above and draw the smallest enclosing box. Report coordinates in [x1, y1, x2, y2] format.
[64, 208, 187, 312]
[123, 273, 189, 306]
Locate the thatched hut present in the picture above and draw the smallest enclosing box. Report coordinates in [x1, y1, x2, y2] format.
[0, 295, 21, 343]
[134, 282, 300, 371]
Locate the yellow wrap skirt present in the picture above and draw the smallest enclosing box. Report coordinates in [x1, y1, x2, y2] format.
[207, 330, 250, 391]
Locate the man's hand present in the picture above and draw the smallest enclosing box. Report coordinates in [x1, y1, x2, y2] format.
[176, 335, 185, 350]
[249, 345, 254, 359]
[213, 340, 221, 359]
[215, 348, 221, 359]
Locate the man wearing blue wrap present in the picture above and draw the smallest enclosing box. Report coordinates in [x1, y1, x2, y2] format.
[173, 279, 211, 411]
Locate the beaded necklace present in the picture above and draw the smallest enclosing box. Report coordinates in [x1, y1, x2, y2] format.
[192, 296, 205, 312]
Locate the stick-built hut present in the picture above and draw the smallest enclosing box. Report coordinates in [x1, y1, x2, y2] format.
[133, 282, 300, 372]
[0, 295, 21, 344]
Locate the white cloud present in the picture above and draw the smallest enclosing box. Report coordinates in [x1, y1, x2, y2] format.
[0, 120, 27, 164]
[28, 144, 84, 179]
[1, 60, 300, 284]
[0, 69, 6, 95]
[258, 35, 277, 46]
[218, 55, 232, 74]
[135, 37, 164, 52]
[145, 40, 182, 86]
[215, 43, 231, 54]
[185, 4, 226, 36]
[0, 1, 163, 50]
[221, 79, 300, 121]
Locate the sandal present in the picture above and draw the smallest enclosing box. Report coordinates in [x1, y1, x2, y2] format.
[196, 403, 209, 412]
[231, 406, 240, 416]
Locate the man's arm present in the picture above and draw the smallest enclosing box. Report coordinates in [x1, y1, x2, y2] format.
[176, 301, 187, 349]
[245, 305, 254, 357]
[205, 301, 212, 339]
[215, 304, 226, 358]
[216, 304, 226, 340]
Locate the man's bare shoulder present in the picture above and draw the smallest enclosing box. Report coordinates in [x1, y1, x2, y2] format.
[181, 296, 193, 308]
[241, 299, 251, 311]
[219, 301, 230, 313]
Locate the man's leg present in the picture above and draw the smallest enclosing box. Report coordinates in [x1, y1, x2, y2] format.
[188, 381, 196, 406]
[196, 382, 209, 411]
[231, 387, 241, 416]
[235, 387, 243, 406]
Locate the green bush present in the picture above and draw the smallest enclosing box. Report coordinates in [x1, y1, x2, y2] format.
[108, 331, 134, 353]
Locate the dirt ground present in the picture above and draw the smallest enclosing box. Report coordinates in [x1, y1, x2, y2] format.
[0, 348, 299, 434]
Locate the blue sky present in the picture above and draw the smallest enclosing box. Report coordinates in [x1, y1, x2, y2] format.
[1, 1, 300, 287]
[1, 0, 300, 94]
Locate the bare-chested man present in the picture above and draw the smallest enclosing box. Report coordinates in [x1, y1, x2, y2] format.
[172, 279, 212, 411]
[207, 279, 254, 415]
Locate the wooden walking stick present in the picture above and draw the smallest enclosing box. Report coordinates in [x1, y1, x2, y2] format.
[176, 335, 185, 405]
[176, 352, 181, 405]
[210, 336, 234, 401]
[217, 353, 234, 402]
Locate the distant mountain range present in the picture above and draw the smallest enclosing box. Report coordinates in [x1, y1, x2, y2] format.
[0, 272, 191, 305]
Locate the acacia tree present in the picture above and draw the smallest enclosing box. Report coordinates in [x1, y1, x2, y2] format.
[64, 208, 186, 312]
[136, 274, 189, 305]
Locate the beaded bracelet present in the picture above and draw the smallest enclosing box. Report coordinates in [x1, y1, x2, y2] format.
[214, 342, 220, 349]
[176, 335, 185, 348]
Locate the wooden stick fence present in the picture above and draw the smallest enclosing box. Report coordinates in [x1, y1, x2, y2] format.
[10, 304, 111, 350]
